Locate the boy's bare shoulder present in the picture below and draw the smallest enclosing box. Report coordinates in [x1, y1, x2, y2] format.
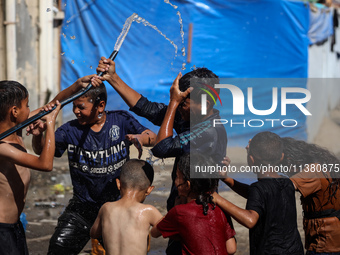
[0, 140, 26, 157]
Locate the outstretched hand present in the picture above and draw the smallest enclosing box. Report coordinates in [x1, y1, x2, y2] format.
[169, 72, 192, 105]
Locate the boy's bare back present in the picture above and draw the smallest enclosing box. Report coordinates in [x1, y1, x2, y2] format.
[94, 199, 162, 255]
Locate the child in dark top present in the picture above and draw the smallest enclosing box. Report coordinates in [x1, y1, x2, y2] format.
[31, 83, 157, 254]
[151, 153, 236, 255]
[214, 131, 304, 255]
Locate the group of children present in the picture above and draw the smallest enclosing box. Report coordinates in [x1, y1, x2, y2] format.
[0, 57, 339, 255]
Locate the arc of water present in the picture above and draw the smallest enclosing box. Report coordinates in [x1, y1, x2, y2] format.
[114, 13, 139, 52]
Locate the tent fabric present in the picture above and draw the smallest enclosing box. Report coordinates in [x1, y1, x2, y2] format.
[60, 0, 310, 146]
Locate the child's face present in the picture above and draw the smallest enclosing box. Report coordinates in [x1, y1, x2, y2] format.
[175, 168, 190, 197]
[178, 98, 201, 122]
[73, 97, 97, 125]
[17, 97, 30, 123]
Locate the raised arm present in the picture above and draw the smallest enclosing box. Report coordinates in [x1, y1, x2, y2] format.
[155, 72, 190, 145]
[29, 75, 103, 155]
[97, 57, 141, 108]
[213, 192, 259, 229]
[0, 101, 61, 171]
[222, 177, 250, 199]
[221, 157, 250, 199]
[29, 75, 103, 117]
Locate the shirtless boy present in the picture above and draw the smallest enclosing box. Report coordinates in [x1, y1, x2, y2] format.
[90, 159, 163, 255]
[0, 76, 102, 254]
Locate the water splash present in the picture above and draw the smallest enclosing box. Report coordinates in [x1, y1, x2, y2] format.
[114, 13, 178, 57]
[146, 150, 165, 170]
[135, 16, 178, 56]
[164, 0, 186, 70]
[114, 13, 138, 52]
[177, 11, 184, 45]
[164, 0, 178, 9]
[181, 47, 185, 57]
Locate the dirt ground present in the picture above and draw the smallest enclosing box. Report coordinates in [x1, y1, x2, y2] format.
[23, 111, 340, 255]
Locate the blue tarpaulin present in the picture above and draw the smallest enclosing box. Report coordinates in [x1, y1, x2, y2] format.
[60, 0, 310, 146]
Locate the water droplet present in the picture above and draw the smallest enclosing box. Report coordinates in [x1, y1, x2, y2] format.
[90, 66, 93, 69]
[67, 20, 71, 23]
[181, 47, 186, 56]
[46, 8, 51, 12]
[71, 60, 75, 64]
[62, 33, 66, 38]
[70, 35, 76, 39]
[164, 0, 178, 9]
[181, 63, 186, 70]
[61, 52, 65, 56]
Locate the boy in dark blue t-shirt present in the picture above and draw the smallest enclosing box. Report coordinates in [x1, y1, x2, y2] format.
[32, 83, 156, 254]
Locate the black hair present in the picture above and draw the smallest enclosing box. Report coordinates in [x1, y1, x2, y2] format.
[248, 131, 283, 166]
[81, 83, 107, 105]
[120, 159, 154, 191]
[0, 80, 29, 122]
[281, 137, 340, 202]
[179, 67, 220, 105]
[178, 153, 218, 215]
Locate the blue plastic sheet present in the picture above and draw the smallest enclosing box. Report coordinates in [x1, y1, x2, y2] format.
[60, 0, 310, 146]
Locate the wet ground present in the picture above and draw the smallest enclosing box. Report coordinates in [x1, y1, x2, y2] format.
[23, 147, 306, 255]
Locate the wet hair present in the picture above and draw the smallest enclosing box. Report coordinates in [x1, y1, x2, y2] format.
[0, 80, 29, 122]
[81, 83, 107, 105]
[179, 67, 220, 106]
[120, 159, 154, 191]
[248, 131, 283, 166]
[281, 137, 340, 202]
[178, 153, 218, 215]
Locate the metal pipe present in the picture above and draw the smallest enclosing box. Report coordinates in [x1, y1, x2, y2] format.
[5, 0, 17, 80]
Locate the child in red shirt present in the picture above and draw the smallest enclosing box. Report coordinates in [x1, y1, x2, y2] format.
[151, 153, 236, 255]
